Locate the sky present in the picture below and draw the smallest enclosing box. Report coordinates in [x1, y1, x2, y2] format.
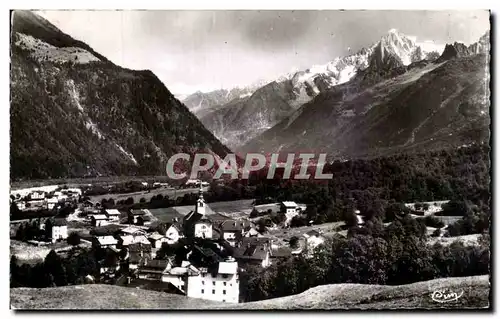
[36, 10, 490, 95]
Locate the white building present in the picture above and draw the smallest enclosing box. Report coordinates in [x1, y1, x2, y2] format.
[280, 201, 299, 224]
[105, 209, 121, 221]
[91, 214, 110, 227]
[30, 191, 45, 200]
[119, 234, 150, 247]
[160, 257, 240, 304]
[184, 187, 213, 239]
[51, 219, 68, 243]
[94, 235, 118, 248]
[46, 197, 58, 210]
[186, 258, 239, 303]
[165, 224, 181, 244]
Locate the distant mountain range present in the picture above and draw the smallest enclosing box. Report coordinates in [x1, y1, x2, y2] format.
[10, 11, 490, 179]
[181, 30, 450, 149]
[10, 11, 230, 180]
[183, 29, 490, 157]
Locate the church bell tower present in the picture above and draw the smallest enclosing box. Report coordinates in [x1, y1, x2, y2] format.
[195, 181, 205, 216]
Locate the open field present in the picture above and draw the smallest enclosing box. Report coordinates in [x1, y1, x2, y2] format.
[11, 275, 490, 310]
[148, 199, 255, 222]
[10, 240, 91, 265]
[10, 176, 174, 191]
[88, 186, 205, 203]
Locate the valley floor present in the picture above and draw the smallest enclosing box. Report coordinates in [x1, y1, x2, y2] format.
[11, 275, 490, 310]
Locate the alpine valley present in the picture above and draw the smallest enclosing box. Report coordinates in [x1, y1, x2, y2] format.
[10, 11, 230, 180]
[10, 10, 490, 179]
[183, 30, 490, 158]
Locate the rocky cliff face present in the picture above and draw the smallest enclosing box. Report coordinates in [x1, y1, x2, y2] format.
[10, 11, 230, 180]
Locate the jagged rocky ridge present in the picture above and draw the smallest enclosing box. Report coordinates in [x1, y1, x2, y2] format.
[189, 29, 446, 150]
[10, 11, 230, 179]
[240, 32, 490, 158]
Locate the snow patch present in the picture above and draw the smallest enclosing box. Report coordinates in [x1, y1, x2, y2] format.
[85, 120, 105, 140]
[66, 80, 84, 112]
[114, 143, 138, 165]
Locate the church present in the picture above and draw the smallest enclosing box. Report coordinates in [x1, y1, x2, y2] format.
[183, 185, 213, 239]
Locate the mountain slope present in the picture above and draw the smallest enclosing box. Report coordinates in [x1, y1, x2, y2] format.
[240, 50, 490, 158]
[11, 275, 490, 309]
[196, 30, 446, 150]
[10, 11, 230, 180]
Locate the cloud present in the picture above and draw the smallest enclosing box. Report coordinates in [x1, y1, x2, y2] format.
[35, 10, 490, 94]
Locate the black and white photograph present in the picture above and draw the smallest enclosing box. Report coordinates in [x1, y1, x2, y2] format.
[8, 8, 492, 310]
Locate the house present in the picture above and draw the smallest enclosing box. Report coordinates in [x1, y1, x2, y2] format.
[148, 232, 168, 248]
[219, 220, 247, 246]
[280, 201, 299, 224]
[128, 209, 147, 225]
[91, 214, 110, 227]
[185, 256, 239, 303]
[105, 209, 122, 222]
[15, 201, 26, 210]
[355, 210, 364, 226]
[164, 223, 182, 245]
[99, 247, 121, 277]
[234, 237, 273, 268]
[127, 242, 152, 270]
[93, 235, 118, 249]
[137, 259, 170, 281]
[82, 200, 96, 208]
[233, 243, 271, 268]
[121, 225, 147, 236]
[302, 230, 325, 252]
[183, 188, 213, 239]
[117, 234, 150, 248]
[46, 197, 59, 210]
[29, 191, 45, 201]
[50, 218, 68, 243]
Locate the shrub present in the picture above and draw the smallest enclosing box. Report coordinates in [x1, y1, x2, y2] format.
[431, 228, 441, 237]
[67, 232, 81, 246]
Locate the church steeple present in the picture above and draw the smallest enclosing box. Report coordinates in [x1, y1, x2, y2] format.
[195, 180, 205, 216]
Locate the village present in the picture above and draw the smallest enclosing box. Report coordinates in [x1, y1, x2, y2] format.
[10, 178, 472, 304]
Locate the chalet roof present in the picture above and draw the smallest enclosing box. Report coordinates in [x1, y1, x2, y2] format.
[192, 245, 224, 264]
[96, 235, 118, 246]
[220, 220, 246, 232]
[52, 218, 67, 226]
[149, 233, 165, 241]
[121, 226, 146, 235]
[305, 230, 321, 237]
[91, 214, 109, 220]
[164, 222, 181, 232]
[105, 209, 121, 216]
[281, 201, 298, 208]
[241, 236, 272, 246]
[245, 228, 260, 237]
[140, 259, 168, 270]
[130, 209, 147, 216]
[234, 244, 268, 261]
[218, 260, 238, 274]
[120, 235, 150, 246]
